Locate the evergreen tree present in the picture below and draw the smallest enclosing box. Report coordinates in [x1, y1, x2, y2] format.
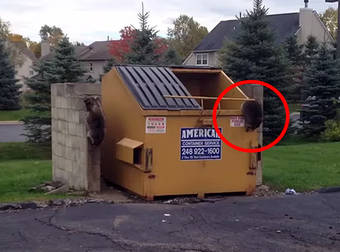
[124, 4, 160, 64]
[0, 39, 21, 110]
[304, 36, 319, 66]
[160, 47, 182, 65]
[301, 45, 340, 138]
[103, 58, 116, 74]
[53, 37, 85, 82]
[219, 0, 292, 143]
[23, 37, 84, 143]
[302, 36, 320, 102]
[283, 35, 304, 102]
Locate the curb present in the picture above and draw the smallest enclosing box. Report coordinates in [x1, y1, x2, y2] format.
[0, 121, 24, 125]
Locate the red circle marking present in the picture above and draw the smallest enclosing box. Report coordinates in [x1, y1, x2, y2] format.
[212, 80, 290, 153]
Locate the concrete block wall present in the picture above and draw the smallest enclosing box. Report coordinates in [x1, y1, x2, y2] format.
[51, 83, 101, 191]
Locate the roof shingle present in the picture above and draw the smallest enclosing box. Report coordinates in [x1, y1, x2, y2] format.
[194, 13, 300, 52]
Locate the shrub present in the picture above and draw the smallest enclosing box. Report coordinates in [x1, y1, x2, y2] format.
[322, 120, 340, 142]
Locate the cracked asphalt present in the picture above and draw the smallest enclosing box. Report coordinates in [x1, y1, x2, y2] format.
[1, 192, 340, 252]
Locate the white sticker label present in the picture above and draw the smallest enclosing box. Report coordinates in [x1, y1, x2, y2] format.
[146, 117, 166, 134]
[230, 116, 245, 127]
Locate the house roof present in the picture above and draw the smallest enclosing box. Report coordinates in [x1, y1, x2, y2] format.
[41, 40, 117, 62]
[78, 41, 117, 61]
[116, 65, 201, 110]
[194, 13, 300, 52]
[11, 41, 37, 62]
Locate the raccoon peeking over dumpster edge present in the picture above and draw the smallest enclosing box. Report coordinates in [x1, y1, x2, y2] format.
[84, 97, 105, 146]
[241, 100, 263, 132]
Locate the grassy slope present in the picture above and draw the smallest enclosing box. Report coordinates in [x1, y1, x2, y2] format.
[0, 109, 31, 121]
[0, 143, 65, 203]
[263, 141, 340, 191]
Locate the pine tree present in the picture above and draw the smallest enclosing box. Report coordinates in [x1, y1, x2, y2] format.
[23, 37, 85, 143]
[283, 35, 304, 102]
[301, 45, 340, 138]
[219, 0, 292, 143]
[53, 37, 85, 82]
[304, 36, 319, 66]
[0, 39, 20, 110]
[302, 36, 320, 102]
[124, 4, 160, 64]
[103, 58, 116, 74]
[160, 47, 182, 65]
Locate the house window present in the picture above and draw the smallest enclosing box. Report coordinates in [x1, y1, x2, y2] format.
[196, 53, 208, 65]
[29, 70, 34, 76]
[89, 63, 93, 72]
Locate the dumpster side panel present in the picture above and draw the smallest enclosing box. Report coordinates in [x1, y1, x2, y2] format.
[144, 115, 258, 197]
[101, 69, 147, 196]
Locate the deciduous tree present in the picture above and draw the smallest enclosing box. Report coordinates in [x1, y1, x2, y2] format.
[39, 25, 64, 48]
[168, 15, 208, 61]
[320, 7, 338, 39]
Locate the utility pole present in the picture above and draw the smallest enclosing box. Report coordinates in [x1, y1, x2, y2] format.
[325, 0, 340, 58]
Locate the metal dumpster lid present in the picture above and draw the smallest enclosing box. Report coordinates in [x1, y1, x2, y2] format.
[116, 65, 201, 110]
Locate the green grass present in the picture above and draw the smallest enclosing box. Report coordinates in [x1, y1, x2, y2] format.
[0, 142, 51, 161]
[0, 109, 31, 121]
[0, 142, 67, 203]
[263, 141, 340, 192]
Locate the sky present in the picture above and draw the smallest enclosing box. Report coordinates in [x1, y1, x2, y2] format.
[0, 0, 338, 44]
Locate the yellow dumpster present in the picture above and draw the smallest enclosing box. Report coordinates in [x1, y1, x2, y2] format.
[101, 65, 259, 200]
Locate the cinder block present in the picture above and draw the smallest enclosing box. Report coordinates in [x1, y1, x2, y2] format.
[68, 123, 76, 136]
[66, 147, 77, 161]
[65, 136, 73, 148]
[59, 108, 67, 121]
[64, 159, 73, 171]
[57, 133, 66, 146]
[71, 98, 85, 111]
[53, 166, 67, 184]
[74, 84, 101, 96]
[76, 124, 86, 137]
[65, 84, 76, 97]
[56, 86, 65, 97]
[58, 97, 67, 109]
[79, 111, 88, 124]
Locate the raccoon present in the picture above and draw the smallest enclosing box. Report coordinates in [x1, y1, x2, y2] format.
[84, 97, 105, 146]
[241, 100, 263, 132]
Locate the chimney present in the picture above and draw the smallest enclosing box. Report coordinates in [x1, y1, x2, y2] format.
[299, 6, 314, 44]
[41, 40, 50, 58]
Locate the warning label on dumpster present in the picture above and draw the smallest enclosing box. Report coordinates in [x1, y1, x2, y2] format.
[180, 128, 222, 160]
[230, 116, 245, 127]
[146, 117, 166, 134]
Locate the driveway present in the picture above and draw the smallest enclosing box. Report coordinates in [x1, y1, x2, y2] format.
[0, 123, 26, 142]
[1, 192, 340, 251]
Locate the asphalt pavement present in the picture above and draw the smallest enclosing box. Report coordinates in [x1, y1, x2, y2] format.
[0, 123, 26, 142]
[1, 192, 340, 251]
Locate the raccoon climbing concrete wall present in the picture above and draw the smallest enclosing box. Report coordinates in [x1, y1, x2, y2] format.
[51, 83, 101, 192]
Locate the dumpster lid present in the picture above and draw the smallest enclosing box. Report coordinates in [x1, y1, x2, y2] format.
[116, 65, 201, 110]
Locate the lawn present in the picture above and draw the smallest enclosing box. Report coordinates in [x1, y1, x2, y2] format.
[263, 141, 340, 192]
[0, 142, 66, 203]
[0, 109, 31, 121]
